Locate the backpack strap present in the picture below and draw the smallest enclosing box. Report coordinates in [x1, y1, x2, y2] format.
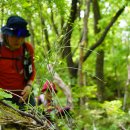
[0, 41, 3, 55]
[23, 43, 33, 82]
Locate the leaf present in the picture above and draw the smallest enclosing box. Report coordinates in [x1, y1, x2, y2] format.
[0, 88, 12, 100]
[102, 100, 125, 117]
[3, 100, 19, 109]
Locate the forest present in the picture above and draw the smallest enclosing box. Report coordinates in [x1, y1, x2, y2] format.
[0, 0, 130, 130]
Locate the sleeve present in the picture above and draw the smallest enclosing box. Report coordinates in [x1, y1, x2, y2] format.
[25, 42, 36, 81]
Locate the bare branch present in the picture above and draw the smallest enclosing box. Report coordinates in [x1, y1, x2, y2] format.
[47, 64, 73, 108]
[83, 5, 125, 61]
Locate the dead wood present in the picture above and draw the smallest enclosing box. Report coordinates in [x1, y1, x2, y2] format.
[0, 100, 53, 130]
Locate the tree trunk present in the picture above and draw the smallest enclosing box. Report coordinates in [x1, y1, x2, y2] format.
[96, 50, 104, 101]
[123, 57, 130, 110]
[92, 0, 105, 101]
[78, 0, 91, 130]
[78, 0, 91, 105]
[61, 0, 78, 78]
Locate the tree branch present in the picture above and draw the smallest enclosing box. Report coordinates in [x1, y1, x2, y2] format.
[83, 5, 125, 61]
[47, 64, 73, 108]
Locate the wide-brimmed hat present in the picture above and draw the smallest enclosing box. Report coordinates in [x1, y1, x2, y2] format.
[1, 15, 30, 37]
[42, 81, 57, 93]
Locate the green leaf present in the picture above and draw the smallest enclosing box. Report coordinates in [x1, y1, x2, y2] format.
[0, 88, 12, 100]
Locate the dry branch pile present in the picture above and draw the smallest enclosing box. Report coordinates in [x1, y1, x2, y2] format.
[0, 101, 53, 130]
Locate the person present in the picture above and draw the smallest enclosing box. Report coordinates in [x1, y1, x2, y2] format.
[0, 15, 36, 109]
[36, 80, 70, 119]
[37, 81, 57, 108]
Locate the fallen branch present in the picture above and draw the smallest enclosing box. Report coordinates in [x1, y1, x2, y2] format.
[0, 100, 52, 130]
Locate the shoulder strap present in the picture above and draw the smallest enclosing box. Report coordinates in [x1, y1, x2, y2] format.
[0, 41, 3, 54]
[23, 42, 33, 81]
[0, 42, 3, 46]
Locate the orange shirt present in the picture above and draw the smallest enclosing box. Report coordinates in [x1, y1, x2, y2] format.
[0, 42, 35, 96]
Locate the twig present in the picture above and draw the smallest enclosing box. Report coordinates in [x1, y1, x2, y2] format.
[5, 90, 26, 104]
[118, 124, 126, 130]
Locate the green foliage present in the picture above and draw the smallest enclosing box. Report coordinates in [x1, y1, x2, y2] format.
[0, 88, 12, 100]
[102, 100, 125, 117]
[3, 100, 19, 109]
[0, 89, 20, 109]
[72, 85, 97, 99]
[0, 0, 130, 129]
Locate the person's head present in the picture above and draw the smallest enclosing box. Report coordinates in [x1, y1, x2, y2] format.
[1, 15, 30, 50]
[42, 81, 57, 93]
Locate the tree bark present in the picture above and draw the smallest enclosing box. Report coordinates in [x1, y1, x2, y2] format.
[92, 0, 101, 33]
[96, 50, 104, 101]
[0, 101, 50, 130]
[92, 0, 105, 101]
[123, 59, 130, 110]
[78, 0, 91, 104]
[62, 0, 78, 77]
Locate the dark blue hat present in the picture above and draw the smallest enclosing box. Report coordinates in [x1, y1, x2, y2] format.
[1, 15, 30, 37]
